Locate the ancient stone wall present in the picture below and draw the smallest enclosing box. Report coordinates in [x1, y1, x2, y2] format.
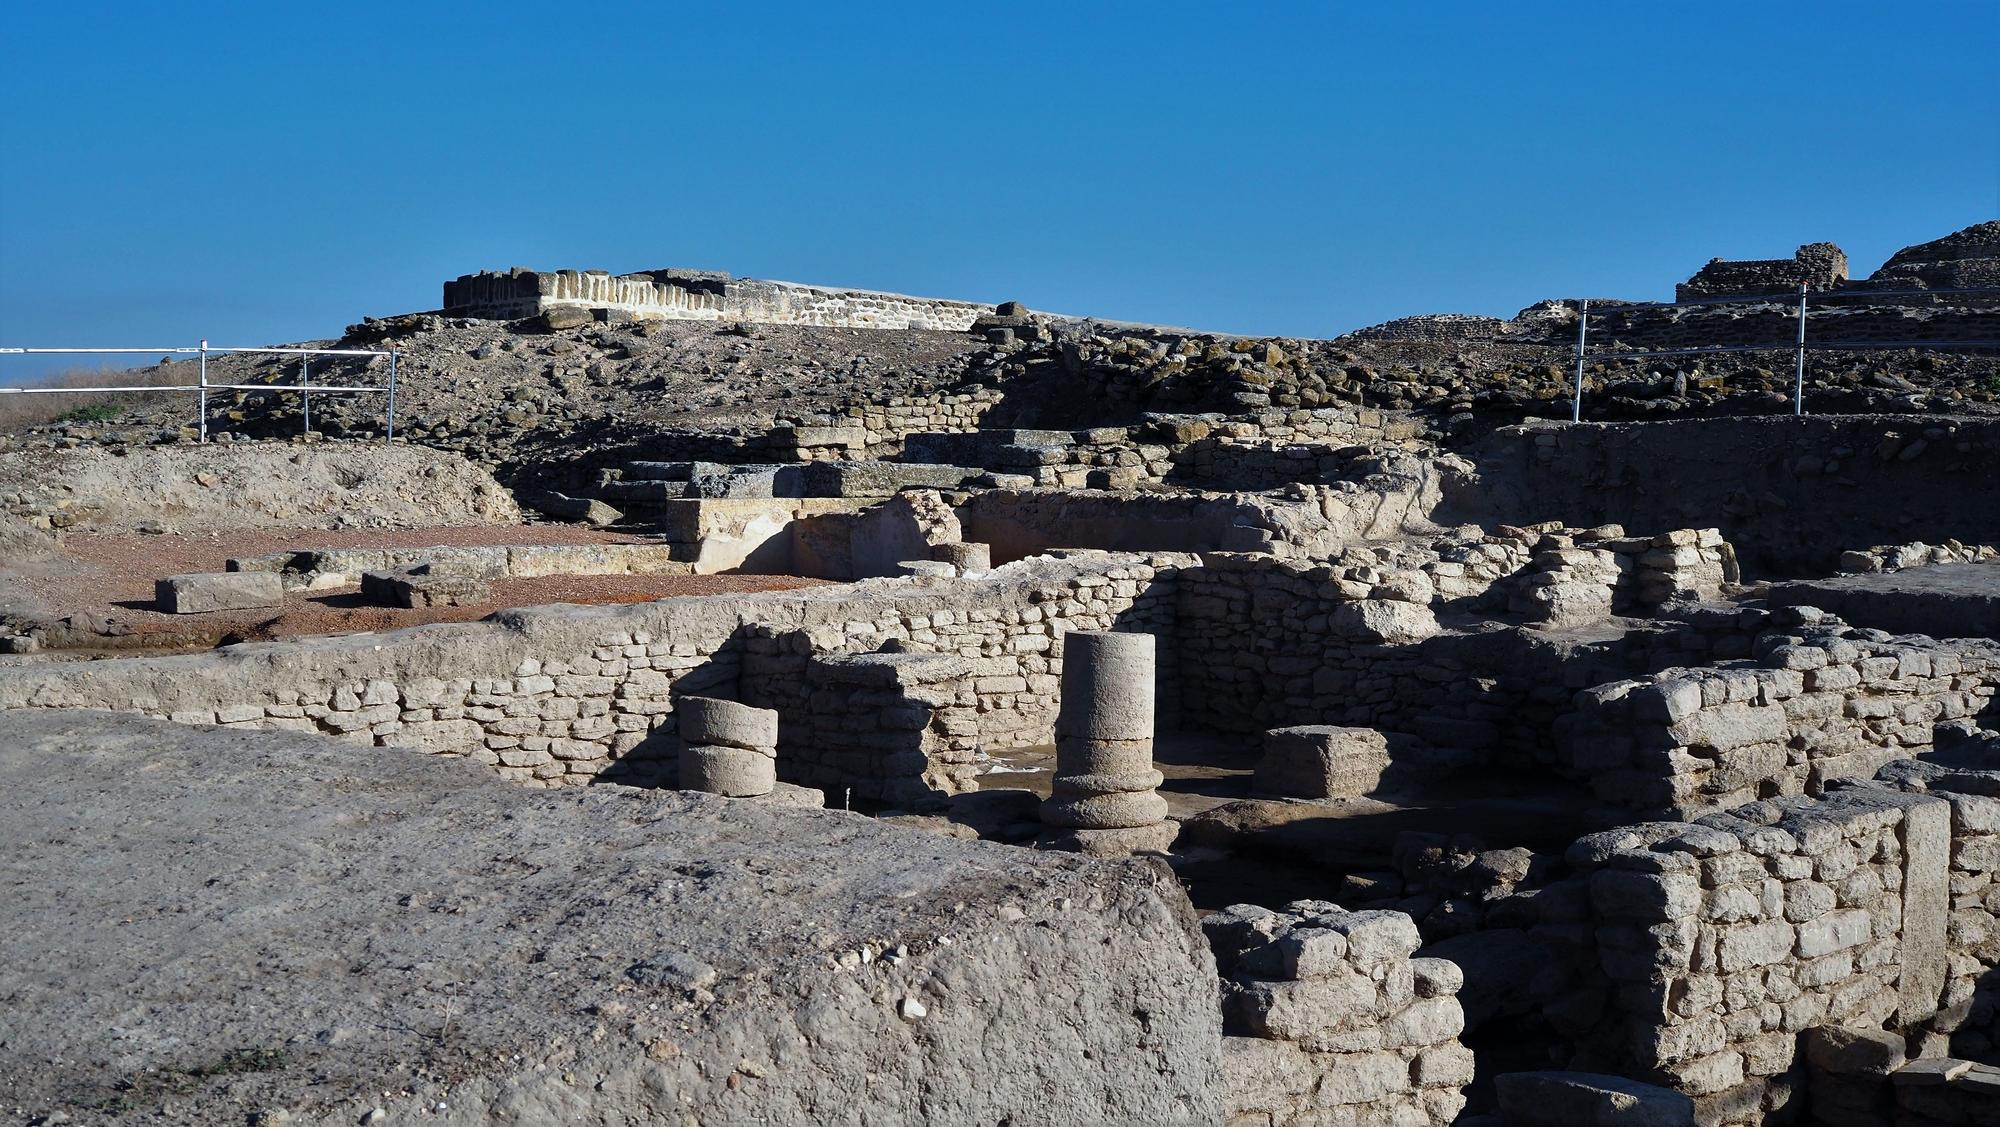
[1171, 552, 1761, 769]
[229, 542, 687, 590]
[1676, 242, 1850, 301]
[1464, 416, 2000, 575]
[1205, 902, 1472, 1126]
[1563, 785, 1954, 1126]
[737, 649, 983, 807]
[1557, 609, 2000, 815]
[0, 552, 1182, 800]
[442, 268, 990, 331]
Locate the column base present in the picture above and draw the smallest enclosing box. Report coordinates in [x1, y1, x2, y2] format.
[1038, 820, 1179, 859]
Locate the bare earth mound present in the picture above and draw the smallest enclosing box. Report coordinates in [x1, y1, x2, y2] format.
[0, 441, 521, 533]
[0, 710, 1221, 1126]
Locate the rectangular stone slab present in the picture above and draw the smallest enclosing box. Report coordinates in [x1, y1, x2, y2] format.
[154, 571, 284, 614]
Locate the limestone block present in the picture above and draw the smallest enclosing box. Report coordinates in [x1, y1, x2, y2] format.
[1252, 725, 1390, 800]
[1055, 632, 1154, 742]
[360, 566, 490, 609]
[155, 571, 283, 614]
[931, 541, 992, 574]
[1040, 790, 1168, 830]
[680, 745, 776, 797]
[1898, 798, 1952, 1025]
[1037, 821, 1179, 858]
[1803, 1024, 1908, 1077]
[1330, 598, 1439, 644]
[676, 697, 778, 751]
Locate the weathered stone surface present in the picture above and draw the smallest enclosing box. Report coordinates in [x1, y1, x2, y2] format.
[1054, 631, 1155, 742]
[0, 709, 1222, 1126]
[675, 696, 779, 752]
[1253, 725, 1390, 800]
[359, 565, 490, 609]
[155, 570, 284, 614]
[679, 744, 777, 796]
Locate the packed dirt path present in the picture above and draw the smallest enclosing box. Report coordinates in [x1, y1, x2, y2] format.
[14, 524, 831, 650]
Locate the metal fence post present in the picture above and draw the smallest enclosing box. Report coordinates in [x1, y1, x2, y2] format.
[1572, 298, 1590, 423]
[1793, 282, 1808, 416]
[197, 339, 209, 442]
[301, 355, 312, 435]
[385, 349, 398, 440]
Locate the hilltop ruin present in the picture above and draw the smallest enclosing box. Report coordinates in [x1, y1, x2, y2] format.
[1, 220, 1998, 1126]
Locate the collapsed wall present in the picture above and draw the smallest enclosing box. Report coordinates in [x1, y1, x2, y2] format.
[441, 267, 992, 331]
[1206, 902, 1473, 1125]
[0, 709, 1223, 1126]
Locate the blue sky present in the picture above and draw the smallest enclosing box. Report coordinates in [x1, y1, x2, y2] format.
[2, 2, 1995, 379]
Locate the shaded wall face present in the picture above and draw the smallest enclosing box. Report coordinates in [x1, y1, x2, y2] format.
[959, 492, 1273, 564]
[1461, 417, 2000, 577]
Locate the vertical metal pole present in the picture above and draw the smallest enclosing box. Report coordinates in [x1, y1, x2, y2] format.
[1793, 282, 1808, 416]
[385, 350, 398, 441]
[1572, 298, 1589, 423]
[301, 355, 311, 435]
[197, 339, 209, 443]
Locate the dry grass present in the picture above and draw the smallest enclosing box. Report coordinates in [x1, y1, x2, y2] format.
[0, 363, 198, 432]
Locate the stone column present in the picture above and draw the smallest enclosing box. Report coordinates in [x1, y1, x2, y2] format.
[677, 697, 778, 797]
[1040, 632, 1177, 857]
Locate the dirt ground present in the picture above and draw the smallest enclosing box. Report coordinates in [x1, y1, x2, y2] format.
[16, 525, 831, 649]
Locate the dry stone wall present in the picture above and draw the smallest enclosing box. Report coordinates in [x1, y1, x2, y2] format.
[1205, 902, 1472, 1126]
[1558, 608, 2000, 815]
[0, 552, 1182, 801]
[1563, 785, 1955, 1126]
[1466, 416, 2000, 575]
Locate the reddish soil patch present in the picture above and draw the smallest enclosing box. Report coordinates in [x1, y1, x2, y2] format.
[18, 525, 832, 650]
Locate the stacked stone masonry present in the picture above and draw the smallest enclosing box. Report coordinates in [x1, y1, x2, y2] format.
[738, 648, 983, 807]
[1206, 902, 1472, 1126]
[675, 696, 779, 796]
[1559, 608, 2000, 815]
[1562, 786, 1956, 1126]
[0, 552, 1180, 804]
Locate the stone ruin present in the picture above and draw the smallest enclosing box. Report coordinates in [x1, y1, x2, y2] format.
[1679, 243, 1852, 301]
[5, 231, 2000, 1126]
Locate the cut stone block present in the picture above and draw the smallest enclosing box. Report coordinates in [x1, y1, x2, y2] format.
[675, 697, 778, 752]
[359, 565, 490, 609]
[1253, 726, 1391, 800]
[932, 541, 992, 573]
[680, 745, 776, 797]
[154, 571, 283, 614]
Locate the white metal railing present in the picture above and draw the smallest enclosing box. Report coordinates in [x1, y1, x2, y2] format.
[1566, 286, 2000, 422]
[0, 341, 400, 441]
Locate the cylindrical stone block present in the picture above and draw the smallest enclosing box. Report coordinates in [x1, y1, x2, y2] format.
[1054, 736, 1155, 779]
[1055, 632, 1154, 743]
[676, 697, 778, 752]
[1041, 790, 1169, 830]
[931, 541, 992, 573]
[680, 745, 776, 797]
[1051, 769, 1165, 798]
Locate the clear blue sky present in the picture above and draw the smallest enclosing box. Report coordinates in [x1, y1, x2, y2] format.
[2, 2, 1995, 380]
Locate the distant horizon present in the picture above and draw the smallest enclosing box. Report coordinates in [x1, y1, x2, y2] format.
[3, 2, 1996, 381]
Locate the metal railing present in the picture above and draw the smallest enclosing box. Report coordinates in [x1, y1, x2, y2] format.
[1567, 286, 2000, 422]
[0, 341, 400, 441]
